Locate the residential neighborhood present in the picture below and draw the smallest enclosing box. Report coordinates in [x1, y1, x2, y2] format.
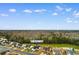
[0, 37, 79, 55]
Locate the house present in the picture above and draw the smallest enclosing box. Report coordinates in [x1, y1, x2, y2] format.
[30, 40, 43, 43]
[0, 45, 10, 55]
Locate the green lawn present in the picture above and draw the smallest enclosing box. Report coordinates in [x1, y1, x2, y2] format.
[31, 44, 79, 49]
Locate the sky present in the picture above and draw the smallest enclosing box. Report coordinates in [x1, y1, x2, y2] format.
[0, 3, 79, 30]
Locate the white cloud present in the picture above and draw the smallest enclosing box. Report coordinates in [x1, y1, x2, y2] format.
[66, 17, 73, 23]
[66, 17, 72, 20]
[73, 10, 77, 14]
[56, 5, 63, 11]
[72, 10, 79, 17]
[65, 8, 72, 12]
[23, 9, 32, 13]
[66, 20, 72, 23]
[65, 18, 78, 24]
[9, 9, 16, 12]
[74, 21, 78, 23]
[74, 12, 79, 16]
[34, 9, 47, 13]
[0, 14, 8, 16]
[52, 12, 58, 16]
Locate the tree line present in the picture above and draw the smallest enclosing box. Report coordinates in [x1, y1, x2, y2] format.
[0, 31, 79, 45]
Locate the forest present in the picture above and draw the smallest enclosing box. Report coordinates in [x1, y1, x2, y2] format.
[0, 30, 79, 45]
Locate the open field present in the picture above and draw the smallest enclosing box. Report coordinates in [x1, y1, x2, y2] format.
[32, 44, 79, 49]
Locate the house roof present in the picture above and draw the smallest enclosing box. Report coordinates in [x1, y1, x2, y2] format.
[0, 45, 10, 54]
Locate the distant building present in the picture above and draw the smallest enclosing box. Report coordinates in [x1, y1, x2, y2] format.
[30, 40, 43, 43]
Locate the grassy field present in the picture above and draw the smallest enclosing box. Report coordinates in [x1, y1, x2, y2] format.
[32, 44, 79, 49]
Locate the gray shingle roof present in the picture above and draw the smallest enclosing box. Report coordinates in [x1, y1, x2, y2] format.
[0, 45, 10, 54]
